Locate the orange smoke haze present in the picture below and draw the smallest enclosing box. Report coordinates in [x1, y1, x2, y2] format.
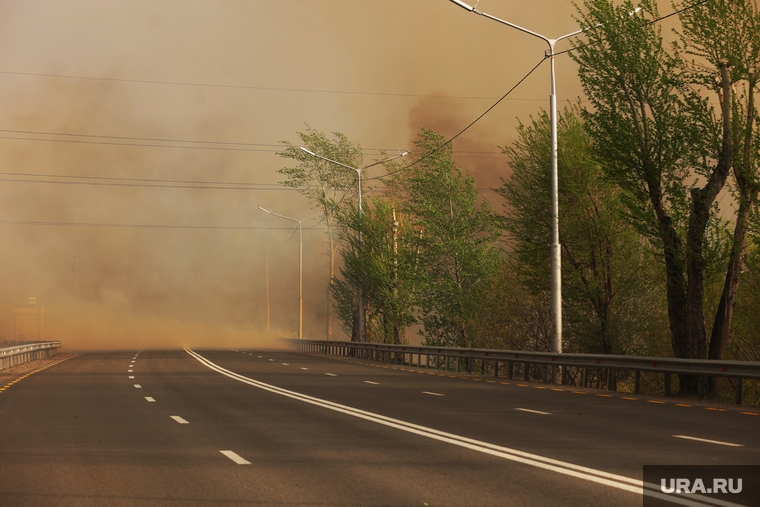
[0, 1, 680, 350]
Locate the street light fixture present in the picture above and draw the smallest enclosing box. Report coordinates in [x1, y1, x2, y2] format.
[298, 147, 408, 342]
[448, 2, 639, 364]
[258, 208, 320, 340]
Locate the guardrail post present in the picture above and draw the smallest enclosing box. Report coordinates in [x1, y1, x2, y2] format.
[561, 365, 567, 385]
[524, 363, 530, 381]
[494, 360, 499, 378]
[634, 370, 641, 394]
[582, 368, 588, 388]
[664, 373, 671, 397]
[508, 361, 513, 379]
[735, 378, 742, 406]
[698, 376, 705, 400]
[467, 357, 472, 375]
[607, 369, 615, 391]
[541, 364, 548, 384]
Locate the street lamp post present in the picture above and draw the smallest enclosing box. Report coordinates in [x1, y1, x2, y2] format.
[258, 208, 320, 340]
[236, 232, 293, 339]
[448, 0, 588, 361]
[298, 147, 408, 342]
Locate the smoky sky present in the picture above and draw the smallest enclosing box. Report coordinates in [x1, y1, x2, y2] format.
[0, 1, 682, 350]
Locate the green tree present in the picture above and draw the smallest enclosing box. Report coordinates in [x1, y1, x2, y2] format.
[401, 129, 503, 347]
[571, 0, 742, 393]
[332, 197, 418, 344]
[497, 105, 668, 356]
[278, 127, 361, 340]
[674, 0, 760, 390]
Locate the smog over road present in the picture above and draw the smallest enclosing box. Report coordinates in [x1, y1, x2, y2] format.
[0, 0, 614, 350]
[2, 3, 757, 506]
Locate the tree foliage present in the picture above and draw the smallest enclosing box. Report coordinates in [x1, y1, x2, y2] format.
[400, 129, 503, 347]
[277, 126, 362, 339]
[498, 105, 668, 356]
[570, 0, 760, 393]
[332, 198, 419, 344]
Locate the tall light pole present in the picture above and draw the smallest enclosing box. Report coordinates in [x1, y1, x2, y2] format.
[258, 208, 320, 339]
[299, 147, 408, 342]
[449, 0, 590, 360]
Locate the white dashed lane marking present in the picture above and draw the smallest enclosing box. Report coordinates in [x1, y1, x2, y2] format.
[134, 384, 142, 389]
[170, 416, 189, 424]
[325, 373, 337, 377]
[145, 397, 155, 402]
[128, 376, 134, 379]
[364, 381, 380, 385]
[422, 391, 445, 397]
[220, 450, 250, 465]
[673, 435, 743, 447]
[268, 359, 274, 362]
[300, 367, 309, 370]
[515, 408, 551, 415]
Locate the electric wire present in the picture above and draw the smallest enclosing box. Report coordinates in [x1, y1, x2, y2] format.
[0, 176, 296, 191]
[0, 171, 282, 187]
[367, 57, 546, 181]
[0, 219, 328, 231]
[553, 0, 711, 57]
[0, 70, 548, 102]
[0, 128, 505, 158]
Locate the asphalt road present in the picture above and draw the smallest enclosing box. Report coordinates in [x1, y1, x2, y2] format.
[0, 348, 757, 506]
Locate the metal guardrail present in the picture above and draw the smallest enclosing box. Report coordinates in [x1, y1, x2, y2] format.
[0, 341, 61, 371]
[289, 339, 760, 405]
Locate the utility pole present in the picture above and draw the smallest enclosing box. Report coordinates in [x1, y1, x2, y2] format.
[74, 257, 78, 313]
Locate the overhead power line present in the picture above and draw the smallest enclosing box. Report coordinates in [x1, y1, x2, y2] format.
[0, 70, 549, 102]
[0, 128, 504, 158]
[0, 170, 284, 188]
[368, 57, 547, 181]
[0, 176, 296, 191]
[0, 219, 329, 231]
[554, 0, 710, 57]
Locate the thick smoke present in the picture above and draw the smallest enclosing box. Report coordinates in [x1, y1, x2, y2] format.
[0, 0, 589, 350]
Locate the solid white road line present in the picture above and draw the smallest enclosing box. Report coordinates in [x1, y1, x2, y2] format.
[325, 373, 337, 377]
[145, 397, 155, 402]
[185, 348, 737, 507]
[673, 435, 743, 447]
[170, 416, 189, 424]
[364, 381, 380, 385]
[515, 408, 552, 415]
[133, 384, 142, 389]
[220, 450, 251, 465]
[422, 391, 445, 396]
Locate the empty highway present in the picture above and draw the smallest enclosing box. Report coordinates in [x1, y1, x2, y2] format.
[0, 348, 757, 506]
